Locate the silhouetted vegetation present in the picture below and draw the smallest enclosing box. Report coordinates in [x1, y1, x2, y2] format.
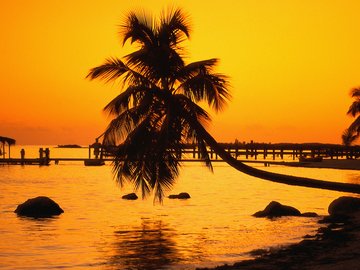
[57, 144, 82, 148]
[343, 87, 360, 145]
[88, 7, 360, 202]
[88, 8, 230, 202]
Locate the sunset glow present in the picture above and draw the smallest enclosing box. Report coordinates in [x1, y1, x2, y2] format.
[1, 0, 360, 144]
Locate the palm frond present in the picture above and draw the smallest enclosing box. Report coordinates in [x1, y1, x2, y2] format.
[159, 7, 191, 46]
[87, 57, 153, 86]
[170, 94, 213, 170]
[347, 100, 360, 117]
[125, 45, 185, 83]
[102, 108, 142, 146]
[153, 157, 180, 204]
[175, 59, 231, 112]
[350, 87, 360, 98]
[348, 115, 360, 134]
[121, 11, 155, 47]
[86, 57, 128, 82]
[347, 87, 360, 117]
[122, 8, 189, 82]
[342, 128, 359, 146]
[103, 85, 150, 116]
[196, 137, 213, 171]
[132, 163, 152, 199]
[179, 73, 231, 112]
[174, 94, 211, 128]
[176, 59, 219, 82]
[110, 118, 155, 189]
[102, 94, 158, 146]
[110, 115, 180, 202]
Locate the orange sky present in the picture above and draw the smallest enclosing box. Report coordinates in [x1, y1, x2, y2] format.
[1, 0, 360, 145]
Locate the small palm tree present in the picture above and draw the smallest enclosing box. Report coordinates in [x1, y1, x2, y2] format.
[342, 129, 357, 146]
[88, 8, 360, 202]
[343, 87, 360, 145]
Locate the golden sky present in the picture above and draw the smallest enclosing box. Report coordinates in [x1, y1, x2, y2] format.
[1, 0, 360, 145]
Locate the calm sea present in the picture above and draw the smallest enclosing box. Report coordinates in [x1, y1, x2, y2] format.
[1, 145, 359, 269]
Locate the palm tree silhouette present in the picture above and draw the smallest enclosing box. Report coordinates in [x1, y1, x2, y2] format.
[88, 8, 360, 202]
[343, 87, 360, 145]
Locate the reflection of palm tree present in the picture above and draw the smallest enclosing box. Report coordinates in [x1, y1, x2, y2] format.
[109, 220, 179, 269]
[343, 87, 360, 145]
[88, 8, 360, 202]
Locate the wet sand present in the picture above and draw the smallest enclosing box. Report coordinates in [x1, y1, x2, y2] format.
[198, 214, 360, 270]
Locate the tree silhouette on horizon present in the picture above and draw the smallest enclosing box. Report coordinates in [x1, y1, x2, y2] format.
[88, 7, 360, 202]
[343, 87, 360, 146]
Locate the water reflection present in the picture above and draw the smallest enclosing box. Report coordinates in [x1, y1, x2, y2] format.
[108, 219, 181, 270]
[17, 215, 59, 232]
[347, 172, 360, 184]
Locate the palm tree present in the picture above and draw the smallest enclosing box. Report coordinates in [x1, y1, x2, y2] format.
[342, 129, 357, 146]
[343, 87, 360, 145]
[88, 8, 360, 202]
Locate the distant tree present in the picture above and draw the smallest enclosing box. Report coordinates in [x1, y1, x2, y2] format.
[88, 8, 360, 202]
[342, 129, 357, 146]
[343, 87, 360, 145]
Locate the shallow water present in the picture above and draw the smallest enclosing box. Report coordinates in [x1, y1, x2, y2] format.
[1, 146, 359, 269]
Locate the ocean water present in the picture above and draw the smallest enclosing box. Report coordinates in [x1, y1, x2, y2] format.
[1, 145, 359, 269]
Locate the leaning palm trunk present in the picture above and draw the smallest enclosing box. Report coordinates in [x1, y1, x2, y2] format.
[194, 122, 360, 194]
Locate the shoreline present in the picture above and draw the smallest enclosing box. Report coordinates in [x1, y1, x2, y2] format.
[280, 159, 360, 170]
[198, 215, 360, 270]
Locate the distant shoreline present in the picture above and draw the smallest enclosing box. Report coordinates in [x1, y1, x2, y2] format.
[56, 144, 83, 148]
[279, 159, 360, 170]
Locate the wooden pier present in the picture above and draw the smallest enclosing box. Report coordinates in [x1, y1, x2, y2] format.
[0, 158, 51, 166]
[0, 157, 290, 167]
[146, 142, 360, 161]
[1, 142, 360, 167]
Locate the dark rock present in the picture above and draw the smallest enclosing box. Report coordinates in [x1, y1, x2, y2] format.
[303, 234, 316, 239]
[15, 196, 64, 218]
[122, 193, 138, 200]
[248, 248, 270, 257]
[301, 212, 318, 217]
[253, 201, 301, 218]
[168, 192, 191, 199]
[328, 196, 360, 218]
[318, 215, 349, 224]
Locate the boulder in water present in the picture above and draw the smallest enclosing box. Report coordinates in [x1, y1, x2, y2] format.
[328, 196, 360, 218]
[253, 201, 301, 218]
[168, 192, 191, 199]
[15, 196, 64, 218]
[122, 193, 138, 200]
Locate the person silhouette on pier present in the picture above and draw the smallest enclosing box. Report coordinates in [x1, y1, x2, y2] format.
[44, 148, 50, 163]
[92, 139, 102, 159]
[20, 149, 25, 165]
[39, 148, 46, 165]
